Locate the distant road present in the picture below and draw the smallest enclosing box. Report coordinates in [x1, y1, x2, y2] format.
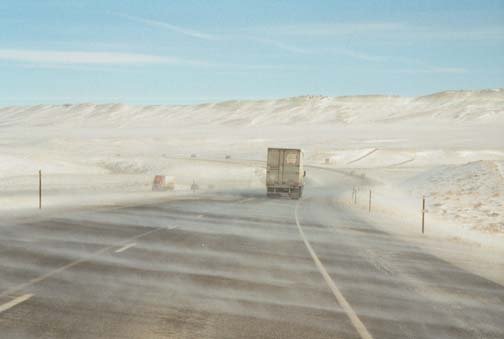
[0, 166, 503, 338]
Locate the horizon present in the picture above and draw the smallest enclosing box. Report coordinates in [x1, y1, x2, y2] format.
[1, 0, 503, 106]
[1, 87, 503, 109]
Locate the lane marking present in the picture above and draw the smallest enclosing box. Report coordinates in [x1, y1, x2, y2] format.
[294, 201, 374, 339]
[115, 243, 136, 253]
[0, 227, 163, 299]
[196, 214, 204, 219]
[238, 197, 255, 204]
[0, 294, 33, 314]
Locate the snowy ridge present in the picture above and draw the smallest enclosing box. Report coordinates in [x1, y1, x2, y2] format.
[1, 89, 503, 128]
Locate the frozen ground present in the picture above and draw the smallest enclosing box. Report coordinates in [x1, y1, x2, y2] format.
[1, 88, 503, 244]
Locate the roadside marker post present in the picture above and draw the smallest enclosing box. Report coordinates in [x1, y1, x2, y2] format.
[368, 190, 372, 213]
[421, 196, 426, 234]
[39, 170, 42, 209]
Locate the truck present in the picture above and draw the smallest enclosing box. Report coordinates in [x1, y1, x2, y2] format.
[266, 148, 305, 199]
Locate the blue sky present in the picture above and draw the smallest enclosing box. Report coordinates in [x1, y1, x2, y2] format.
[1, 0, 503, 105]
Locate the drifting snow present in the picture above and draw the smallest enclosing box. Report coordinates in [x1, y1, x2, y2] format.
[0, 89, 503, 241]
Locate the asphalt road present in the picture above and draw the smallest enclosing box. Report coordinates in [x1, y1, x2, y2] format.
[0, 168, 503, 339]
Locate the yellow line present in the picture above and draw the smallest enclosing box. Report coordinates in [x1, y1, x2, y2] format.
[0, 227, 162, 299]
[0, 294, 33, 314]
[294, 201, 374, 339]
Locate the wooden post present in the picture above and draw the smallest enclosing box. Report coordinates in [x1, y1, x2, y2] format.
[421, 196, 425, 234]
[369, 189, 372, 213]
[354, 187, 358, 205]
[39, 170, 42, 209]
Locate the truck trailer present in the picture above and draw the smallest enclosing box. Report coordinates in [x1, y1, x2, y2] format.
[266, 148, 305, 199]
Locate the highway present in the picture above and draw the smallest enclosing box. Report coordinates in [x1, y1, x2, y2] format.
[0, 167, 503, 339]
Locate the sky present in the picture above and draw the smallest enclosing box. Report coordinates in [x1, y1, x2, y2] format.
[0, 0, 503, 105]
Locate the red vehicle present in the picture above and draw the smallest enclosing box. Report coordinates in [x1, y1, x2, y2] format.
[152, 175, 175, 191]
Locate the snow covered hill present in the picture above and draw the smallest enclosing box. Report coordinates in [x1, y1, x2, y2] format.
[1, 89, 503, 128]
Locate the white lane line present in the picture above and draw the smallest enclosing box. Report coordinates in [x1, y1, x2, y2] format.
[294, 201, 374, 339]
[115, 243, 136, 253]
[0, 227, 163, 299]
[0, 294, 33, 314]
[238, 197, 255, 204]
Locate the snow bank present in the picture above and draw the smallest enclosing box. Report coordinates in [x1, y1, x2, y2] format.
[403, 161, 504, 234]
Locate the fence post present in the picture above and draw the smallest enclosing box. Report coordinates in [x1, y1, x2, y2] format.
[369, 189, 372, 213]
[39, 170, 42, 209]
[421, 196, 426, 234]
[354, 187, 358, 205]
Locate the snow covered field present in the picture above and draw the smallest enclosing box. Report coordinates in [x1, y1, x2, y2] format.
[1, 89, 503, 244]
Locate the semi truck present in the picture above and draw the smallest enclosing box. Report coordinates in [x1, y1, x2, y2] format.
[266, 148, 305, 199]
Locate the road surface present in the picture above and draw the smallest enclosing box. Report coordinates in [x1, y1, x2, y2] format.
[0, 167, 503, 339]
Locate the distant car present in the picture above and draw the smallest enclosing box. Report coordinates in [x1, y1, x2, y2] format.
[191, 153, 197, 158]
[191, 181, 199, 192]
[152, 175, 175, 191]
[225, 155, 231, 159]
